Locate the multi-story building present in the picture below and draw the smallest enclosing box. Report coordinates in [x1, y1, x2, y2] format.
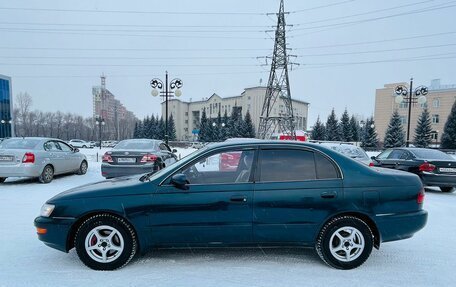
[374, 79, 456, 145]
[0, 74, 14, 138]
[162, 86, 309, 141]
[92, 75, 137, 140]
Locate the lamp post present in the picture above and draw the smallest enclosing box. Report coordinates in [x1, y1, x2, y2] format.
[394, 78, 428, 147]
[150, 72, 183, 145]
[0, 118, 13, 137]
[95, 117, 105, 149]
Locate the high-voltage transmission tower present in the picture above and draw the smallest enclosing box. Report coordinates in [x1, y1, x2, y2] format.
[258, 0, 298, 140]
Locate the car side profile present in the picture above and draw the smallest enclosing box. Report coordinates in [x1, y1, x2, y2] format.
[0, 137, 88, 183]
[372, 147, 456, 193]
[69, 139, 91, 149]
[35, 141, 427, 270]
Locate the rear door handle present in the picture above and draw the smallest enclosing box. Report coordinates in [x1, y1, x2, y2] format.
[230, 195, 247, 203]
[321, 191, 337, 199]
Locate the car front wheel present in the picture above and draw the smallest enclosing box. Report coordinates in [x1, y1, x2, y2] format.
[38, 165, 54, 184]
[78, 161, 88, 175]
[440, 187, 455, 193]
[0, 177, 6, 183]
[74, 214, 137, 270]
[316, 216, 373, 269]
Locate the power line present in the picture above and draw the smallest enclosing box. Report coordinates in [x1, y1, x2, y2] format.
[0, 46, 271, 52]
[0, 62, 262, 67]
[1, 55, 258, 60]
[0, 27, 267, 33]
[291, 0, 356, 13]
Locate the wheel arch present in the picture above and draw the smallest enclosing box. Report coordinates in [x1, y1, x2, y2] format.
[66, 210, 141, 253]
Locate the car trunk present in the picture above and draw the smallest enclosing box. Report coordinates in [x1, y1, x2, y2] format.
[0, 149, 27, 166]
[427, 160, 456, 175]
[106, 150, 156, 165]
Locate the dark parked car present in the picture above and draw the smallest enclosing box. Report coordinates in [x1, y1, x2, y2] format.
[101, 139, 177, 179]
[372, 148, 456, 193]
[35, 140, 427, 270]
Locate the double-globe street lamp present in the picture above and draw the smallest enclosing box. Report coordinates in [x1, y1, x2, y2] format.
[95, 117, 105, 149]
[394, 78, 428, 147]
[150, 71, 183, 145]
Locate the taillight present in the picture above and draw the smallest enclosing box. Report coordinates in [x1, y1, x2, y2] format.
[369, 162, 374, 167]
[417, 188, 425, 204]
[22, 152, 35, 164]
[419, 162, 435, 172]
[102, 153, 113, 163]
[141, 154, 157, 163]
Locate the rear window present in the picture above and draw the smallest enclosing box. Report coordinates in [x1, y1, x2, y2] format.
[327, 145, 369, 160]
[114, 140, 157, 150]
[410, 149, 453, 160]
[0, 139, 41, 149]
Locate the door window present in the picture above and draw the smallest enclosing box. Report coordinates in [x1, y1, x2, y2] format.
[44, 141, 59, 151]
[55, 141, 72, 152]
[376, 149, 392, 160]
[159, 143, 171, 152]
[387, 150, 406, 160]
[315, 152, 340, 179]
[179, 150, 255, 184]
[259, 149, 316, 182]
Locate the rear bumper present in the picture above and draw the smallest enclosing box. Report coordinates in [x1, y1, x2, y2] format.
[375, 209, 428, 243]
[101, 163, 157, 178]
[0, 163, 43, 177]
[421, 172, 456, 187]
[34, 216, 75, 253]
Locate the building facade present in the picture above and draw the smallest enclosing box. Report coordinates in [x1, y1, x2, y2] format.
[162, 86, 309, 141]
[0, 74, 14, 138]
[374, 79, 456, 145]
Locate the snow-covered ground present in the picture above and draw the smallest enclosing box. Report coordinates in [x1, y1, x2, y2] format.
[1, 148, 455, 286]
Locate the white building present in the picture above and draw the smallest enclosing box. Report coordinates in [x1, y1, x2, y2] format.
[161, 86, 309, 141]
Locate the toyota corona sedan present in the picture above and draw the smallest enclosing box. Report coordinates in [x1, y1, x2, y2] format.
[35, 140, 427, 270]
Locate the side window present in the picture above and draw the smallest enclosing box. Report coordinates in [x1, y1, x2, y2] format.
[159, 143, 171, 152]
[376, 149, 392, 160]
[56, 141, 72, 152]
[388, 150, 405, 160]
[315, 152, 340, 179]
[180, 150, 255, 185]
[44, 141, 57, 151]
[259, 149, 316, 182]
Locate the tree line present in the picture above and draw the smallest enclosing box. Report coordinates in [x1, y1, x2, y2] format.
[13, 92, 136, 141]
[133, 114, 177, 141]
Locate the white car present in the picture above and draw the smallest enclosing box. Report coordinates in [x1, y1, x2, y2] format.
[69, 139, 92, 149]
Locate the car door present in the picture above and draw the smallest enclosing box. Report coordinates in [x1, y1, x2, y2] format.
[158, 142, 177, 166]
[382, 149, 408, 170]
[43, 141, 65, 174]
[149, 147, 257, 245]
[253, 146, 343, 244]
[54, 141, 79, 172]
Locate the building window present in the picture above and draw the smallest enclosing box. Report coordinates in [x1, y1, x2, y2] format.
[399, 102, 408, 109]
[185, 120, 188, 124]
[185, 112, 188, 116]
[399, 116, 407, 125]
[433, 98, 440, 108]
[420, 102, 428, 108]
[432, 114, 440, 124]
[431, 131, 438, 140]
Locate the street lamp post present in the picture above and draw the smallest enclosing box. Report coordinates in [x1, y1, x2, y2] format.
[150, 72, 183, 145]
[0, 118, 13, 137]
[394, 78, 428, 147]
[95, 117, 105, 149]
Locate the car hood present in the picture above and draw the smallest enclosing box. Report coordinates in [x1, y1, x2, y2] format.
[49, 175, 152, 201]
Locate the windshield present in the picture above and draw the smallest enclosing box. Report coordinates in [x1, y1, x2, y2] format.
[114, 140, 157, 150]
[410, 149, 453, 160]
[327, 145, 369, 159]
[0, 138, 41, 149]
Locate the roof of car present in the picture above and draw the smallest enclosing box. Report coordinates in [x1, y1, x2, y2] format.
[209, 139, 327, 149]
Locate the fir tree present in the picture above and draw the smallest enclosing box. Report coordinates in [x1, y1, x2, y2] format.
[383, 110, 405, 148]
[219, 109, 230, 141]
[137, 120, 144, 138]
[228, 107, 242, 138]
[241, 110, 256, 138]
[414, 108, 432, 148]
[206, 118, 217, 142]
[360, 117, 379, 148]
[325, 109, 341, 141]
[311, 116, 326, 140]
[349, 115, 360, 142]
[143, 116, 150, 138]
[133, 122, 139, 138]
[157, 116, 165, 141]
[441, 100, 456, 149]
[147, 116, 156, 139]
[340, 109, 353, 141]
[168, 114, 177, 141]
[198, 108, 210, 142]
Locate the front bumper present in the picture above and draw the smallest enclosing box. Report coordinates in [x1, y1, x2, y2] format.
[101, 163, 157, 178]
[34, 216, 76, 252]
[375, 209, 428, 243]
[421, 172, 456, 187]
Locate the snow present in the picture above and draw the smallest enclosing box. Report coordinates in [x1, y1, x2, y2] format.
[1, 148, 456, 286]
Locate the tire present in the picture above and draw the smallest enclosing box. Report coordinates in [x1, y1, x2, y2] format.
[74, 214, 137, 271]
[0, 177, 6, 183]
[78, 161, 88, 175]
[440, 187, 455, 193]
[82, 145, 87, 148]
[316, 216, 374, 270]
[38, 165, 54, 184]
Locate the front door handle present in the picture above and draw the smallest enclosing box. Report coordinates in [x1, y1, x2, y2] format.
[230, 195, 247, 203]
[321, 191, 337, 199]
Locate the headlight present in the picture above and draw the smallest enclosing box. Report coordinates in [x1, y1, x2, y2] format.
[40, 204, 55, 217]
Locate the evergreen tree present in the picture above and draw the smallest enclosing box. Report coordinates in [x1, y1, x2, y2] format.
[325, 109, 341, 141]
[143, 116, 150, 138]
[340, 109, 353, 141]
[219, 109, 230, 141]
[441, 100, 456, 149]
[206, 118, 217, 142]
[360, 117, 379, 148]
[383, 110, 405, 148]
[157, 116, 165, 141]
[137, 120, 144, 138]
[228, 107, 242, 138]
[198, 108, 210, 142]
[133, 122, 139, 138]
[414, 108, 432, 148]
[241, 110, 256, 138]
[146, 116, 156, 139]
[311, 116, 326, 140]
[168, 114, 177, 141]
[349, 115, 360, 142]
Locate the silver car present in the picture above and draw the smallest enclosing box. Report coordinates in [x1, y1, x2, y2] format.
[0, 137, 88, 183]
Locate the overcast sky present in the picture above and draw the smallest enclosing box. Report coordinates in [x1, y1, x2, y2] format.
[1, 0, 455, 126]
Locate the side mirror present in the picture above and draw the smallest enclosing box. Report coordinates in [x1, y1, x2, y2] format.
[172, 149, 178, 153]
[170, 174, 189, 190]
[74, 148, 80, 153]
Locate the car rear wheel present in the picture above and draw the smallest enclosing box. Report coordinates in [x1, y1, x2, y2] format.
[38, 165, 54, 184]
[78, 161, 88, 175]
[0, 177, 6, 183]
[82, 145, 87, 148]
[440, 187, 455, 193]
[74, 214, 137, 270]
[316, 216, 373, 270]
